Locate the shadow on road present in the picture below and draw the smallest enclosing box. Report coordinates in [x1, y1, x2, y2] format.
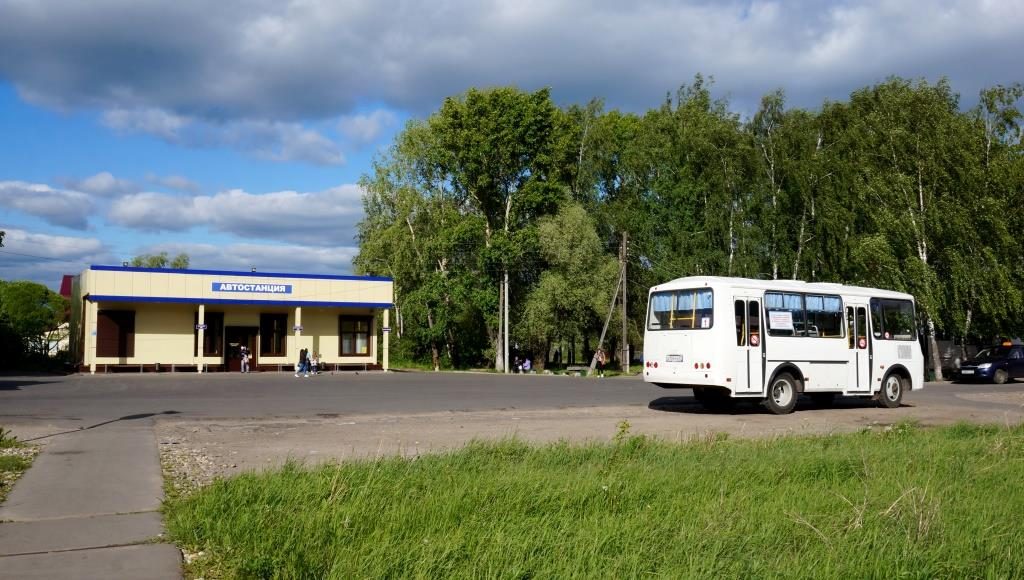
[648, 396, 765, 415]
[649, 395, 910, 415]
[22, 411, 182, 442]
[0, 380, 59, 390]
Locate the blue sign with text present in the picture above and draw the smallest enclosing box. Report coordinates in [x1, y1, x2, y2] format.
[212, 282, 292, 294]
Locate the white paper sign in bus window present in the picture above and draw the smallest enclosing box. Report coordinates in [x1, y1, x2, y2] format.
[768, 310, 794, 331]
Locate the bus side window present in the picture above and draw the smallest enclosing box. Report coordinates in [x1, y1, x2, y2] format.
[856, 307, 868, 349]
[870, 300, 883, 338]
[748, 301, 760, 345]
[735, 300, 745, 346]
[847, 307, 855, 349]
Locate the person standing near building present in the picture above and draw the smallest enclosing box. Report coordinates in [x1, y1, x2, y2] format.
[240, 345, 250, 373]
[296, 348, 308, 377]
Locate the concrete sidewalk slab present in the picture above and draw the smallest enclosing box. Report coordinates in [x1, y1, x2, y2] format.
[0, 424, 163, 521]
[0, 512, 165, 556]
[0, 543, 181, 580]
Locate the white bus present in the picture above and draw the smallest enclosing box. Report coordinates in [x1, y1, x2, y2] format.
[643, 276, 924, 414]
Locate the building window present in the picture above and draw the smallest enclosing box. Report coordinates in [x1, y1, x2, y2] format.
[340, 316, 372, 356]
[193, 312, 224, 356]
[260, 313, 288, 356]
[96, 310, 135, 357]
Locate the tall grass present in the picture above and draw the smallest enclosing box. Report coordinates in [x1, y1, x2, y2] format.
[165, 422, 1024, 579]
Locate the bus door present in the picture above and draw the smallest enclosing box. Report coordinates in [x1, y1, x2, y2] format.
[734, 298, 763, 394]
[846, 304, 871, 393]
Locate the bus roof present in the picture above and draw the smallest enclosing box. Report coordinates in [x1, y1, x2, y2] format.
[649, 276, 915, 302]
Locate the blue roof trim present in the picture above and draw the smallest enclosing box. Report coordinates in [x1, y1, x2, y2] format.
[89, 264, 392, 282]
[87, 295, 392, 308]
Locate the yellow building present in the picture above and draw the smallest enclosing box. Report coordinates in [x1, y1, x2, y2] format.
[69, 265, 393, 373]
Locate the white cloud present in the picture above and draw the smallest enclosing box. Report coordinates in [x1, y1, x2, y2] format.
[1, 0, 1020, 120]
[338, 109, 398, 144]
[102, 109, 345, 166]
[107, 184, 365, 245]
[103, 108, 189, 140]
[146, 173, 201, 193]
[0, 228, 112, 288]
[107, 192, 194, 231]
[130, 241, 358, 276]
[0, 181, 94, 229]
[62, 171, 140, 197]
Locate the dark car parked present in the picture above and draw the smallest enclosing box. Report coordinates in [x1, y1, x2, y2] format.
[958, 344, 1024, 384]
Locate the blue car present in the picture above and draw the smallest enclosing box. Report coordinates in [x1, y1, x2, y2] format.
[958, 344, 1024, 384]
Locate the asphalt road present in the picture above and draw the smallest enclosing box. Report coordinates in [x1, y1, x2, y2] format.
[2, 371, 1023, 427]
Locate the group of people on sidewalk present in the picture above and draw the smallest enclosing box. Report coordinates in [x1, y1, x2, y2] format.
[512, 356, 533, 373]
[510, 347, 611, 376]
[236, 345, 323, 376]
[295, 348, 321, 377]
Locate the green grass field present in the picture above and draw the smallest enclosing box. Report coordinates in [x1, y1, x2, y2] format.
[164, 422, 1024, 579]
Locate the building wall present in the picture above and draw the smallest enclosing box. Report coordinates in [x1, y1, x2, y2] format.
[74, 266, 392, 371]
[135, 304, 194, 364]
[82, 267, 392, 306]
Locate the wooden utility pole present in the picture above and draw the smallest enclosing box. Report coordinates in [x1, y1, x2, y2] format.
[497, 278, 504, 372]
[504, 270, 510, 374]
[590, 254, 624, 376]
[621, 232, 629, 373]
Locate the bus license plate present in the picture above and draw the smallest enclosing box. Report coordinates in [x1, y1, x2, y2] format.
[960, 369, 974, 375]
[666, 354, 683, 363]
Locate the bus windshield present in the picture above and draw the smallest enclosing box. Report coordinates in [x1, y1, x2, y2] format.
[648, 289, 713, 330]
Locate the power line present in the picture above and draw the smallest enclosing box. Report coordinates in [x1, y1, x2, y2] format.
[0, 249, 89, 263]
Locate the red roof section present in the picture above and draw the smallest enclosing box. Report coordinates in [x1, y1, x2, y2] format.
[60, 275, 74, 298]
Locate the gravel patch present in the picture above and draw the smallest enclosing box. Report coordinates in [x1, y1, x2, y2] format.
[159, 433, 221, 497]
[0, 445, 40, 504]
[156, 398, 1024, 490]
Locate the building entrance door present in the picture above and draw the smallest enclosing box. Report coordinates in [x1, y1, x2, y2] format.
[225, 326, 258, 372]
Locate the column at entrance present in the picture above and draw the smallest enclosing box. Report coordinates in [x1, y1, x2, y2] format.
[382, 308, 390, 371]
[294, 307, 302, 364]
[87, 299, 98, 374]
[197, 304, 205, 373]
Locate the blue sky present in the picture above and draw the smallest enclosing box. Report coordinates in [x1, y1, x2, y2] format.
[2, 0, 1022, 289]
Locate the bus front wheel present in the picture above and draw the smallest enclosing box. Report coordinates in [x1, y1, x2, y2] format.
[878, 374, 904, 408]
[764, 373, 798, 415]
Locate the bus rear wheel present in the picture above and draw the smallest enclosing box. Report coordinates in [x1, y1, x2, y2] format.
[764, 373, 798, 415]
[878, 374, 904, 408]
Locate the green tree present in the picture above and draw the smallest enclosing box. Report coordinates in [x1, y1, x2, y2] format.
[431, 87, 561, 370]
[838, 78, 974, 379]
[356, 120, 489, 370]
[170, 253, 190, 269]
[0, 280, 67, 358]
[519, 203, 618, 365]
[130, 252, 190, 268]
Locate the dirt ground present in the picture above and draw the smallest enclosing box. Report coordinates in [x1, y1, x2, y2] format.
[157, 392, 1024, 492]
